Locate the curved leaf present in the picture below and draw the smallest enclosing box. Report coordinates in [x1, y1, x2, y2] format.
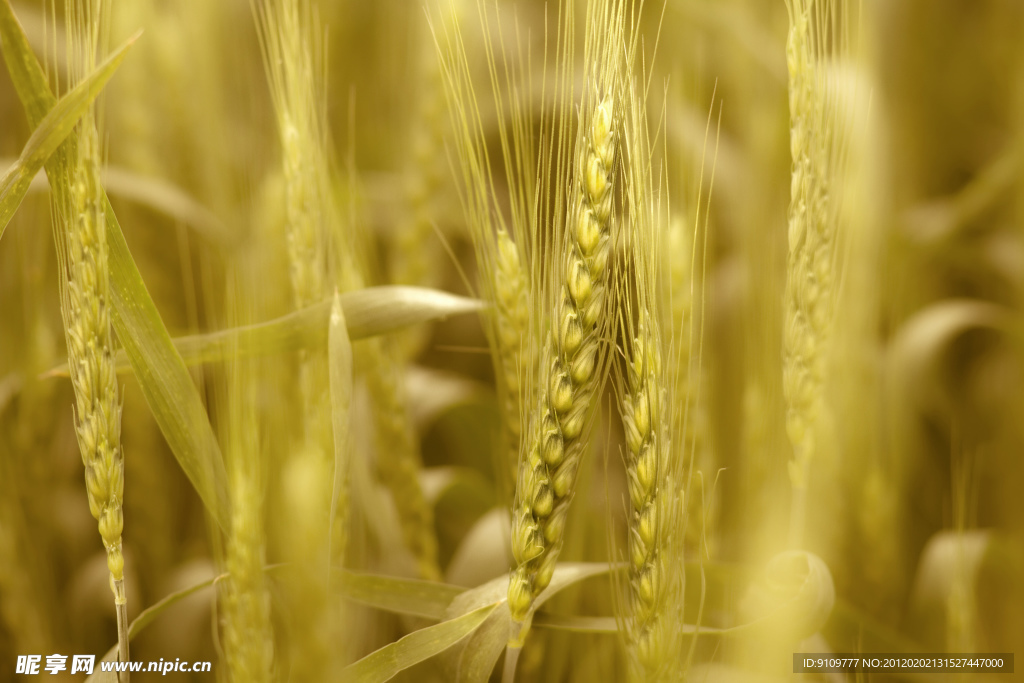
[106, 195, 232, 529]
[45, 287, 485, 377]
[888, 299, 1015, 418]
[101, 165, 231, 246]
[84, 572, 225, 682]
[530, 611, 731, 636]
[442, 562, 623, 682]
[406, 367, 487, 428]
[530, 613, 619, 633]
[446, 561, 620, 621]
[444, 507, 510, 589]
[448, 605, 511, 683]
[128, 573, 223, 640]
[0, 30, 137, 238]
[337, 570, 466, 621]
[343, 603, 496, 683]
[340, 285, 485, 337]
[739, 550, 836, 641]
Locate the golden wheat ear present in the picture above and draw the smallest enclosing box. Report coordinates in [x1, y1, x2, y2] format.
[782, 0, 850, 549]
[507, 0, 628, 648]
[52, 0, 132, 675]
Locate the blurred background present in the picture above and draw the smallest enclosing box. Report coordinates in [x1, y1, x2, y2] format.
[1, 0, 1023, 680]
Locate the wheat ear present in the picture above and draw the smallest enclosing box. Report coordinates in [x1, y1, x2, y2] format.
[54, 0, 129, 675]
[364, 340, 441, 580]
[507, 88, 619, 626]
[253, 0, 328, 312]
[494, 229, 531, 487]
[618, 63, 690, 677]
[221, 299, 273, 683]
[621, 311, 672, 677]
[782, 0, 843, 547]
[62, 127, 125, 597]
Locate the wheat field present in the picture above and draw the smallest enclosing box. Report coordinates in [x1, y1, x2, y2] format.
[1, 0, 1022, 681]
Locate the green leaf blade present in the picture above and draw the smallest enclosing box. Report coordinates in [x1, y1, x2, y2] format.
[337, 570, 466, 621]
[104, 209, 231, 528]
[45, 286, 484, 378]
[0, 1, 53, 126]
[0, 28, 137, 238]
[344, 604, 496, 683]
